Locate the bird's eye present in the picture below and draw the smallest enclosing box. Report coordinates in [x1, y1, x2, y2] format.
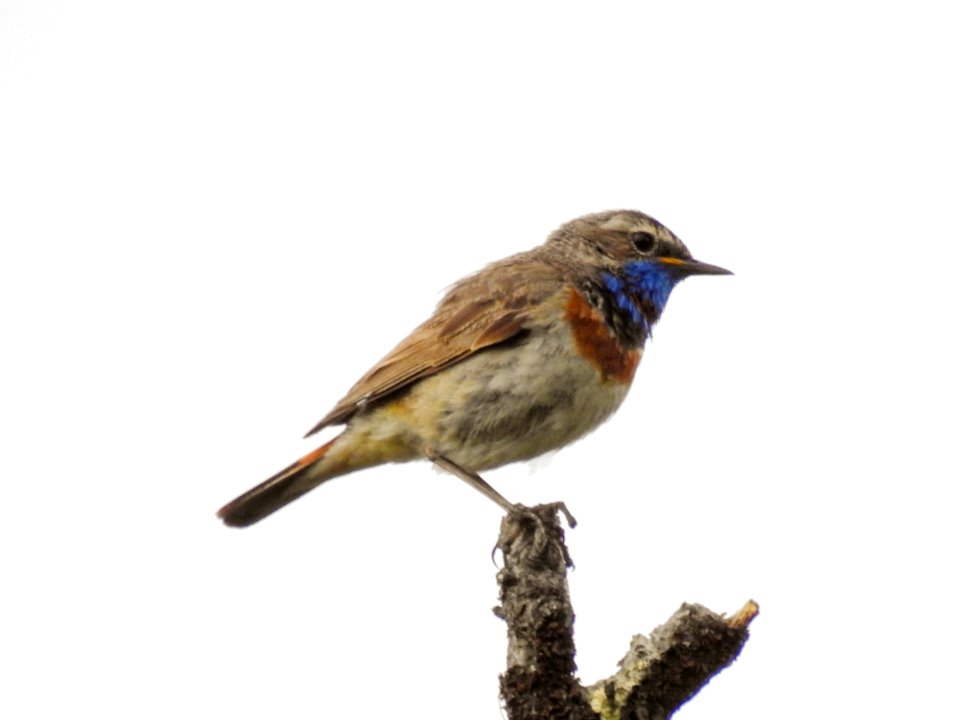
[628, 231, 656, 253]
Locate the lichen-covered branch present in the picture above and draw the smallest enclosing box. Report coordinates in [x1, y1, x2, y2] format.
[495, 504, 758, 720]
[496, 503, 594, 720]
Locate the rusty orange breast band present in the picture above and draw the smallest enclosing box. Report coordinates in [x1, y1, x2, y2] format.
[564, 287, 640, 383]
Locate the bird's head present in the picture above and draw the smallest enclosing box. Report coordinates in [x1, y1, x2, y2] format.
[555, 209, 728, 275]
[548, 209, 732, 334]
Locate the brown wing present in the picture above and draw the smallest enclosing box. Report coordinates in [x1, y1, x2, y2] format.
[305, 255, 562, 436]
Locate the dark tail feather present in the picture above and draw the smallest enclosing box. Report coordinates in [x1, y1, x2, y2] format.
[218, 438, 338, 527]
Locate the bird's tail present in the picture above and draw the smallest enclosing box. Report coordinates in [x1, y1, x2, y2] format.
[218, 436, 347, 527]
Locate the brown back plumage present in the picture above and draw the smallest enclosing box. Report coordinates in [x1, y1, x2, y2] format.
[305, 254, 565, 436]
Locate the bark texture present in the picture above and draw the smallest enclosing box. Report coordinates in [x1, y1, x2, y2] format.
[495, 504, 757, 720]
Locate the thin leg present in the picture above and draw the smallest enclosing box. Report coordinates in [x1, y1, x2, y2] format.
[428, 453, 516, 513]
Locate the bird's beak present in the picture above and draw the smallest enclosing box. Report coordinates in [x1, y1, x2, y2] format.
[658, 256, 733, 277]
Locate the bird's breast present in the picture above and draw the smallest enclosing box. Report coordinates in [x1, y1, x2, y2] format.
[563, 287, 641, 384]
[389, 286, 640, 470]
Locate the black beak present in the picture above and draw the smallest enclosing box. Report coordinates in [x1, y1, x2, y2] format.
[659, 257, 733, 277]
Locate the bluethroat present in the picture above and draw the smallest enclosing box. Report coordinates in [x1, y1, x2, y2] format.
[218, 210, 731, 526]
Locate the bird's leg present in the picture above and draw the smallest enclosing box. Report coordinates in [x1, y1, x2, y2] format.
[428, 453, 516, 513]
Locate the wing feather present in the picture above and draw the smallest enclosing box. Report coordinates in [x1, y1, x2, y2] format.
[305, 257, 561, 436]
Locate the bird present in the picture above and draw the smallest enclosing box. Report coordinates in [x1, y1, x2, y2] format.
[217, 209, 731, 527]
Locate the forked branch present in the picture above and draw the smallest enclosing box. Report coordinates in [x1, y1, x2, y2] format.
[495, 504, 758, 720]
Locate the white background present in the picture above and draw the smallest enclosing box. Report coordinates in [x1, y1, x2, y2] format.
[2, 2, 958, 718]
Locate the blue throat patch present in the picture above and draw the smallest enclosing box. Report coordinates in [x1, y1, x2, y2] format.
[623, 260, 678, 313]
[602, 260, 679, 333]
